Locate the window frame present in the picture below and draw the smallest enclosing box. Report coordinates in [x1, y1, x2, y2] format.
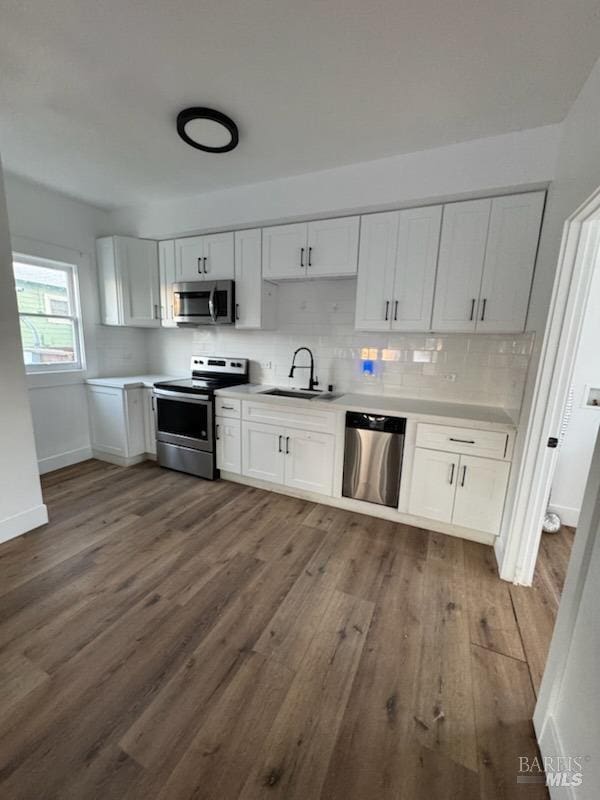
[13, 252, 86, 374]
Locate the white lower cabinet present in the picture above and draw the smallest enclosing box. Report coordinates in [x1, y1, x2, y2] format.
[408, 447, 510, 535]
[451, 455, 510, 534]
[408, 448, 457, 523]
[216, 417, 242, 474]
[242, 421, 285, 484]
[241, 419, 334, 496]
[87, 385, 146, 461]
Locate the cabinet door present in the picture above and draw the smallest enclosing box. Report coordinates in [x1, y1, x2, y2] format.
[306, 216, 359, 278]
[408, 447, 458, 523]
[284, 429, 335, 496]
[234, 228, 263, 329]
[452, 455, 510, 535]
[242, 421, 285, 484]
[175, 236, 205, 281]
[158, 240, 177, 327]
[392, 205, 442, 331]
[96, 237, 121, 325]
[262, 223, 308, 280]
[203, 232, 234, 279]
[216, 417, 241, 474]
[115, 237, 160, 328]
[143, 388, 156, 455]
[354, 211, 398, 331]
[431, 199, 491, 332]
[477, 192, 545, 333]
[87, 386, 128, 456]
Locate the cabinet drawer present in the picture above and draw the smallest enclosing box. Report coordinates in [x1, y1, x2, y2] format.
[415, 423, 509, 459]
[216, 397, 241, 418]
[242, 400, 335, 434]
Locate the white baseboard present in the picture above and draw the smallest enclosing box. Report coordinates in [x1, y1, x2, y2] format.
[38, 446, 93, 475]
[547, 503, 580, 527]
[0, 504, 48, 545]
[91, 450, 147, 467]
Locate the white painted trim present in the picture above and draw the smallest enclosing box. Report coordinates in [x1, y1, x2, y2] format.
[38, 446, 92, 475]
[535, 716, 575, 800]
[0, 504, 48, 544]
[499, 185, 600, 584]
[547, 503, 580, 528]
[91, 450, 147, 467]
[220, 470, 496, 546]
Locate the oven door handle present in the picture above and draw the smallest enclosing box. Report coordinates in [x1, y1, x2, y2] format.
[152, 389, 210, 403]
[208, 284, 217, 323]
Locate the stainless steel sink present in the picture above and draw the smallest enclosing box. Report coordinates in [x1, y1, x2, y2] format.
[261, 388, 322, 400]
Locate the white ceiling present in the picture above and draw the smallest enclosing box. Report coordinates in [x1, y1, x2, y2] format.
[1, 0, 600, 209]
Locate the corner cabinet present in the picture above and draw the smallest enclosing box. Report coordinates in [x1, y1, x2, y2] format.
[262, 216, 359, 280]
[97, 236, 161, 327]
[158, 240, 177, 328]
[355, 206, 442, 331]
[431, 192, 545, 333]
[234, 229, 277, 329]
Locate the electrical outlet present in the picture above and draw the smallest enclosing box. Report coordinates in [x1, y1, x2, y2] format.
[443, 373, 457, 382]
[262, 360, 272, 370]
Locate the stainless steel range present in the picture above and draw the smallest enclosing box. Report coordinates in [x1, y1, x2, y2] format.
[153, 356, 248, 479]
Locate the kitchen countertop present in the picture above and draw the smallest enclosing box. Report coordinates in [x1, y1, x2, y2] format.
[215, 384, 517, 430]
[85, 374, 177, 389]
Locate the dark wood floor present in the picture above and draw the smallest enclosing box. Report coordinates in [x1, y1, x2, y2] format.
[0, 459, 573, 799]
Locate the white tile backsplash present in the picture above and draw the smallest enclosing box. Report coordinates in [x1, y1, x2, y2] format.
[146, 280, 534, 412]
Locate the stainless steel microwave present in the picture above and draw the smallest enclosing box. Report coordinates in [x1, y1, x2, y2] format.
[172, 280, 235, 325]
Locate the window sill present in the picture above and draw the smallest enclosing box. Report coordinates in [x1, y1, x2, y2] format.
[26, 370, 87, 390]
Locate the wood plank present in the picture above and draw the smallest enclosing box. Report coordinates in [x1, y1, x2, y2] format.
[0, 653, 50, 727]
[464, 540, 526, 661]
[238, 590, 374, 800]
[471, 644, 548, 800]
[413, 549, 479, 772]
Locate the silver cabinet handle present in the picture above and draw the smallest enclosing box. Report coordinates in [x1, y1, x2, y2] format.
[384, 300, 390, 321]
[480, 298, 487, 321]
[469, 298, 476, 321]
[300, 247, 305, 268]
[461, 465, 467, 487]
[278, 435, 283, 453]
[197, 257, 202, 274]
[285, 436, 290, 455]
[215, 424, 220, 440]
[448, 463, 455, 485]
[393, 300, 398, 321]
[308, 246, 312, 267]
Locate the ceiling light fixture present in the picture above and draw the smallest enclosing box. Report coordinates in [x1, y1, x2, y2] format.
[176, 107, 239, 153]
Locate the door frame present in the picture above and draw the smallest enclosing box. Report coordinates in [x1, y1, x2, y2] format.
[498, 186, 600, 585]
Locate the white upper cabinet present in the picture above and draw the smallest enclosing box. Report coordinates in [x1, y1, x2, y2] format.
[262, 216, 359, 280]
[158, 240, 177, 328]
[234, 229, 277, 330]
[431, 192, 545, 333]
[392, 205, 442, 331]
[97, 236, 160, 328]
[306, 217, 359, 278]
[354, 211, 399, 331]
[477, 192, 545, 333]
[262, 223, 308, 280]
[175, 232, 234, 281]
[432, 198, 491, 332]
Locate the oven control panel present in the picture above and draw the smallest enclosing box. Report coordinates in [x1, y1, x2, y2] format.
[190, 356, 248, 375]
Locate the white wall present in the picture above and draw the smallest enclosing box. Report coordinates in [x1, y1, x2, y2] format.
[4, 174, 149, 472]
[500, 53, 600, 566]
[550, 257, 600, 526]
[0, 160, 47, 542]
[151, 280, 533, 412]
[110, 125, 560, 238]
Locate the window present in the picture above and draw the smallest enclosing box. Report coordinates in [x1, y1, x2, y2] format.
[13, 254, 85, 372]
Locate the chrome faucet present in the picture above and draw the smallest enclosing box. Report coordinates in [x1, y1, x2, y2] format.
[288, 347, 319, 391]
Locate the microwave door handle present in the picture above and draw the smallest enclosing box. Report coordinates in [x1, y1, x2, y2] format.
[208, 284, 217, 323]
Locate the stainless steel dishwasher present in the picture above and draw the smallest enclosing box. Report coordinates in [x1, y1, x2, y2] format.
[342, 412, 406, 507]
